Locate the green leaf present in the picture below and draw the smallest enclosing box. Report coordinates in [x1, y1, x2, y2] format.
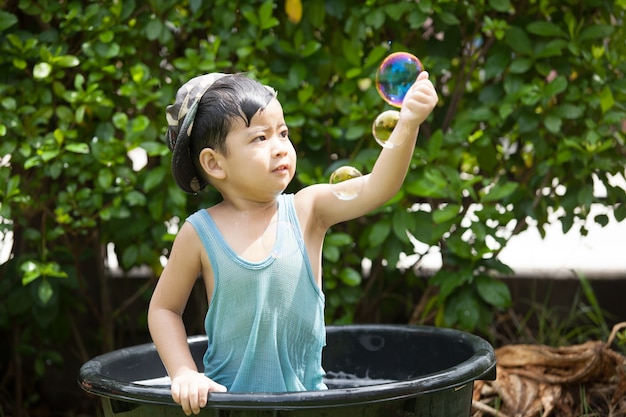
[433, 204, 460, 224]
[301, 40, 321, 57]
[241, 8, 259, 25]
[131, 115, 150, 132]
[509, 58, 532, 74]
[144, 166, 167, 192]
[405, 168, 453, 199]
[535, 39, 568, 58]
[145, 18, 163, 40]
[24, 156, 41, 169]
[124, 190, 147, 206]
[476, 275, 511, 308]
[21, 261, 41, 285]
[615, 204, 626, 222]
[112, 112, 129, 129]
[189, 0, 202, 13]
[345, 125, 364, 140]
[168, 186, 187, 207]
[445, 233, 472, 259]
[481, 181, 518, 203]
[98, 169, 114, 189]
[445, 288, 481, 329]
[544, 114, 562, 134]
[55, 55, 80, 67]
[484, 51, 509, 80]
[65, 143, 90, 154]
[599, 86, 614, 113]
[392, 208, 414, 243]
[544, 75, 567, 98]
[122, 246, 138, 269]
[367, 220, 391, 247]
[323, 244, 340, 262]
[0, 10, 18, 31]
[434, 270, 471, 299]
[411, 211, 434, 244]
[341, 37, 361, 66]
[6, 175, 20, 198]
[38, 278, 54, 305]
[555, 104, 585, 119]
[75, 105, 86, 123]
[43, 262, 68, 279]
[526, 21, 566, 37]
[578, 24, 614, 42]
[339, 267, 361, 286]
[505, 26, 532, 55]
[325, 232, 353, 246]
[40, 149, 59, 162]
[141, 141, 169, 156]
[259, 1, 279, 29]
[438, 12, 460, 25]
[594, 214, 609, 227]
[365, 9, 385, 29]
[488, 0, 511, 12]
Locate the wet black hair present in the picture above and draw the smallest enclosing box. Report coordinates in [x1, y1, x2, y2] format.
[189, 74, 277, 173]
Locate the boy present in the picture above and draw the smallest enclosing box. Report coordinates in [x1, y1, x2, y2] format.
[148, 71, 438, 415]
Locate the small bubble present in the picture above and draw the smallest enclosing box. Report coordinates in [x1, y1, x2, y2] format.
[372, 110, 401, 148]
[329, 166, 363, 201]
[375, 52, 423, 108]
[262, 220, 299, 259]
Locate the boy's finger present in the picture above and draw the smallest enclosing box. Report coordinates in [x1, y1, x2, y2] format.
[171, 383, 181, 404]
[209, 381, 228, 392]
[178, 386, 190, 415]
[417, 71, 430, 81]
[188, 383, 200, 414]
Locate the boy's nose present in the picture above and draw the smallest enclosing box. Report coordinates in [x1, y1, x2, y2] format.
[273, 138, 290, 157]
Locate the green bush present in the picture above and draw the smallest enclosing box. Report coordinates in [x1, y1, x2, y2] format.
[0, 0, 624, 414]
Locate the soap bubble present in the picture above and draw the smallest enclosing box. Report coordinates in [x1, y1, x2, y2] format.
[372, 110, 401, 148]
[262, 220, 299, 259]
[375, 52, 423, 108]
[329, 166, 363, 201]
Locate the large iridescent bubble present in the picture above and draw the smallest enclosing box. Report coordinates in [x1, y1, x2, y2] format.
[375, 52, 423, 108]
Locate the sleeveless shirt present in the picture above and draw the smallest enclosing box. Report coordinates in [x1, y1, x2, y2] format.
[186, 193, 327, 393]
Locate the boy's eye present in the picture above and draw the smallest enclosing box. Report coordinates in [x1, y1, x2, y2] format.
[254, 135, 266, 142]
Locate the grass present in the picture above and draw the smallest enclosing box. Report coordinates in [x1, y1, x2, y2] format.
[492, 273, 622, 349]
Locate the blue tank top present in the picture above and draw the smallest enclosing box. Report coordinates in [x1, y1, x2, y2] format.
[186, 194, 327, 393]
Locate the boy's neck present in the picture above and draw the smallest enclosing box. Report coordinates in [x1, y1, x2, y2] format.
[217, 196, 278, 215]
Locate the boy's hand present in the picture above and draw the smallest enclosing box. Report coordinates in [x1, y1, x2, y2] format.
[399, 71, 438, 127]
[171, 370, 227, 415]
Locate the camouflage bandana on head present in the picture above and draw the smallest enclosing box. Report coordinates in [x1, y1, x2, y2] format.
[165, 73, 228, 194]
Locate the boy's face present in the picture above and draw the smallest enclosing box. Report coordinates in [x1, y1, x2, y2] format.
[219, 98, 296, 198]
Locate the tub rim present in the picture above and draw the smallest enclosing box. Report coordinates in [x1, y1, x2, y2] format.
[79, 324, 496, 409]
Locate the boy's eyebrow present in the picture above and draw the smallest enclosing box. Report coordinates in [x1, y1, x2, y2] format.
[248, 122, 287, 133]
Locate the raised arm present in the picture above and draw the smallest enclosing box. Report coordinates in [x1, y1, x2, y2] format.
[299, 71, 438, 229]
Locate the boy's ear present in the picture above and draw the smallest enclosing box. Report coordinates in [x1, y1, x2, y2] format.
[198, 148, 226, 181]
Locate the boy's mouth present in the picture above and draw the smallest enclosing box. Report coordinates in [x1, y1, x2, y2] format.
[273, 164, 290, 172]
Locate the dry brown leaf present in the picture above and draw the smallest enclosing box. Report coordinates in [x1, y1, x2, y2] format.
[472, 322, 626, 417]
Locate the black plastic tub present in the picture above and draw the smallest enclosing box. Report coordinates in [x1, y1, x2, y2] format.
[79, 325, 496, 416]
